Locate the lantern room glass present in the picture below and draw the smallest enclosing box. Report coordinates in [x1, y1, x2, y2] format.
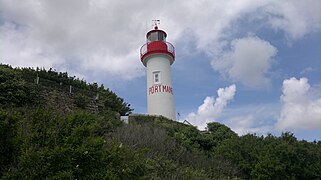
[147, 31, 166, 43]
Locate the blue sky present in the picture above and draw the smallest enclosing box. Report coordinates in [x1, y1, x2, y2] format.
[1, 0, 320, 141]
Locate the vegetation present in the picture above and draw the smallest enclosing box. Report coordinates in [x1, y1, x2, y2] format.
[1, 64, 320, 179]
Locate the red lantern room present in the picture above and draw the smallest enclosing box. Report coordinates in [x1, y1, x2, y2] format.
[140, 21, 175, 67]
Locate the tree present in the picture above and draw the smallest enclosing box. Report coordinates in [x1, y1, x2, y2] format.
[0, 65, 36, 107]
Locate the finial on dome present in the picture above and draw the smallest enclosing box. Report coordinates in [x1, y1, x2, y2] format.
[152, 19, 160, 29]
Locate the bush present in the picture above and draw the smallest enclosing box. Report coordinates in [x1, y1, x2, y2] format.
[74, 93, 90, 109]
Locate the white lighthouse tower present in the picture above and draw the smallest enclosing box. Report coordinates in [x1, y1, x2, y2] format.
[140, 21, 176, 120]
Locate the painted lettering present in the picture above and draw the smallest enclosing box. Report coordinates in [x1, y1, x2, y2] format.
[162, 85, 166, 92]
[148, 85, 173, 95]
[155, 85, 158, 93]
[149, 86, 154, 95]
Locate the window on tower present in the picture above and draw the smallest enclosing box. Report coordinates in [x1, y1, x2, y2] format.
[153, 71, 161, 84]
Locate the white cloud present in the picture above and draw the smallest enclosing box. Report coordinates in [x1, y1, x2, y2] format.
[300, 67, 315, 75]
[0, 23, 64, 68]
[0, 0, 319, 83]
[222, 104, 279, 136]
[211, 36, 277, 88]
[0, 0, 147, 82]
[225, 115, 274, 136]
[277, 77, 321, 130]
[265, 0, 321, 40]
[186, 84, 236, 130]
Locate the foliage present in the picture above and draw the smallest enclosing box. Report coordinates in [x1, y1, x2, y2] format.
[0, 64, 132, 115]
[0, 109, 19, 175]
[1, 64, 321, 179]
[0, 65, 37, 107]
[0, 108, 146, 179]
[102, 89, 132, 116]
[125, 115, 242, 178]
[215, 133, 321, 179]
[74, 93, 90, 109]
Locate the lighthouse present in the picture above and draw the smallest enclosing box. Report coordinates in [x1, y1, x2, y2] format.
[140, 21, 176, 120]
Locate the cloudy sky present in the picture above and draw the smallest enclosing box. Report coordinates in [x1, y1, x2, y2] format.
[1, 0, 320, 141]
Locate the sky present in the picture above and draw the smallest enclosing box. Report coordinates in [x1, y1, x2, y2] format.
[1, 0, 320, 141]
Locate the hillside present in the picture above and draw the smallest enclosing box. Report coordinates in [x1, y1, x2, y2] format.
[1, 64, 321, 179]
